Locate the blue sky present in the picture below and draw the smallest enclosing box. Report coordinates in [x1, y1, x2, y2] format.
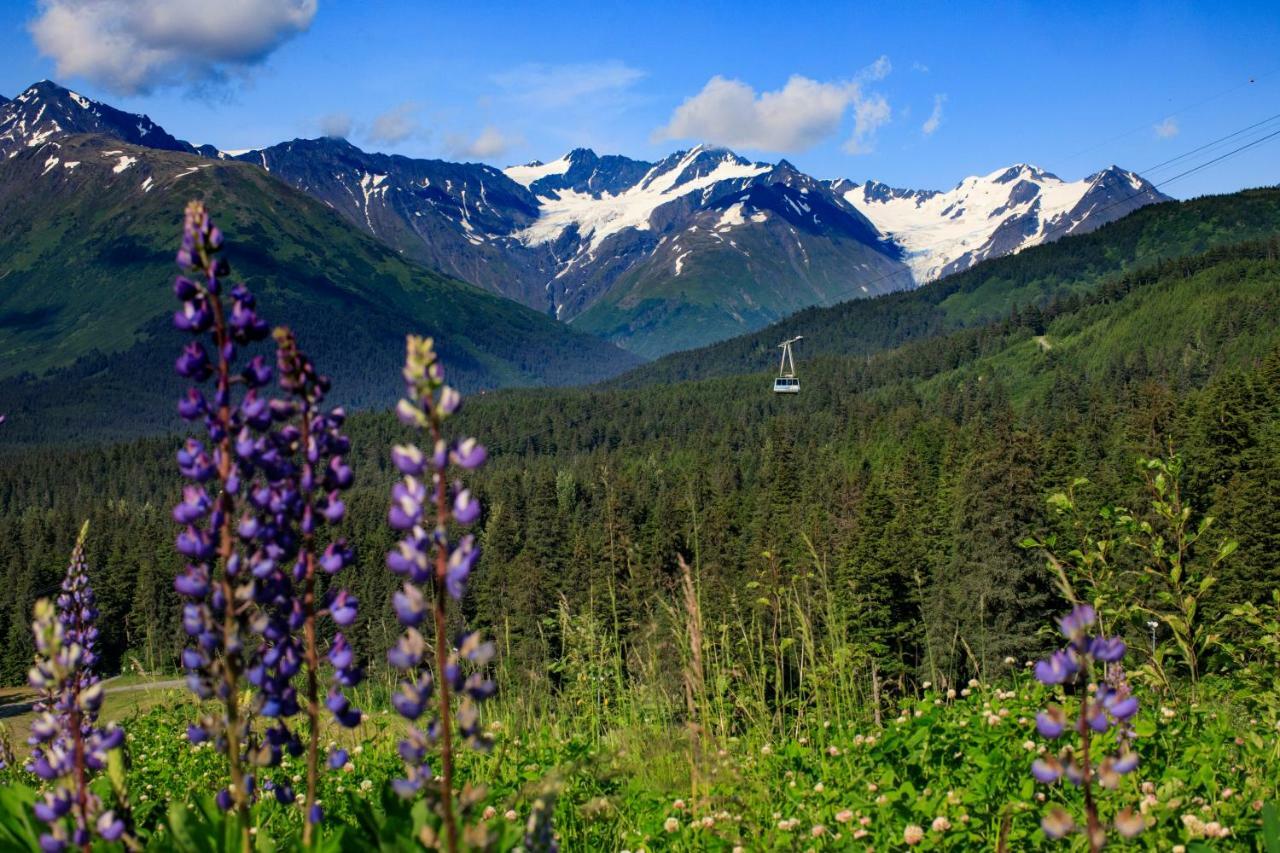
[2, 0, 1278, 198]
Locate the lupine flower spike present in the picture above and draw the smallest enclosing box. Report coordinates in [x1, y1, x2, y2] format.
[1031, 604, 1143, 850]
[387, 335, 496, 853]
[27, 522, 127, 852]
[272, 327, 362, 843]
[172, 201, 279, 849]
[173, 203, 361, 845]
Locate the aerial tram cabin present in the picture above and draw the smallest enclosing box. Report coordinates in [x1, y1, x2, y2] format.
[773, 336, 802, 393]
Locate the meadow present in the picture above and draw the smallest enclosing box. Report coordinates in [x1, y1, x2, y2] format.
[3, 574, 1278, 851]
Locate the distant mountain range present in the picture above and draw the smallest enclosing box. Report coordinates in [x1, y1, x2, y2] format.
[835, 164, 1170, 282]
[1, 80, 1172, 357]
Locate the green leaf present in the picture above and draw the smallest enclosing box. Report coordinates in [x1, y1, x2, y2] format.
[1262, 802, 1280, 853]
[0, 785, 41, 850]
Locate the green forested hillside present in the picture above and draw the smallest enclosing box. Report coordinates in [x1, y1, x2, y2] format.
[614, 187, 1280, 387]
[0, 135, 639, 444]
[1, 238, 1276, 688]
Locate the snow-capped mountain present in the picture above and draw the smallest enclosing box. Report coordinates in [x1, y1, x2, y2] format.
[501, 146, 908, 334]
[0, 81, 201, 160]
[835, 163, 1171, 282]
[230, 141, 911, 353]
[0, 79, 1173, 358]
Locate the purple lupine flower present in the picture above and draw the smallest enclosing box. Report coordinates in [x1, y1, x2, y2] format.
[1089, 636, 1126, 662]
[1035, 706, 1066, 739]
[26, 523, 128, 849]
[1057, 603, 1095, 645]
[268, 327, 363, 841]
[171, 203, 269, 826]
[1031, 757, 1063, 784]
[385, 335, 498, 851]
[170, 203, 362, 842]
[1034, 649, 1078, 685]
[170, 202, 363, 835]
[1030, 603, 1143, 846]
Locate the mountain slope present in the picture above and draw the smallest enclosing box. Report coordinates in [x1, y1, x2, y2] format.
[231, 137, 556, 308]
[836, 163, 1171, 281]
[0, 134, 639, 444]
[611, 185, 1280, 387]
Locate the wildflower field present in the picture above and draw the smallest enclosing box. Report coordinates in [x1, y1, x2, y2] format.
[1, 202, 1278, 852]
[3, 660, 1278, 850]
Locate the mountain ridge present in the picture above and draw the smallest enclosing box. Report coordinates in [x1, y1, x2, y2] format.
[1, 79, 1172, 358]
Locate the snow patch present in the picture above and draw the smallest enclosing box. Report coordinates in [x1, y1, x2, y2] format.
[716, 202, 747, 230]
[514, 148, 767, 254]
[503, 155, 572, 188]
[111, 155, 137, 173]
[844, 163, 1117, 283]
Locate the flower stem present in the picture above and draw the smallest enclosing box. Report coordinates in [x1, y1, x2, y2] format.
[300, 407, 320, 850]
[1078, 688, 1103, 852]
[209, 283, 253, 853]
[431, 420, 459, 853]
[70, 704, 90, 853]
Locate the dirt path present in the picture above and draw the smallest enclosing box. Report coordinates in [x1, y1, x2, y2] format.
[0, 677, 184, 719]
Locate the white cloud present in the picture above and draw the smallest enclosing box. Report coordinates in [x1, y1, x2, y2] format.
[368, 102, 421, 146]
[843, 93, 891, 154]
[318, 112, 353, 139]
[922, 94, 946, 136]
[491, 60, 646, 109]
[446, 126, 524, 160]
[1153, 117, 1179, 139]
[912, 61, 930, 73]
[29, 0, 316, 94]
[655, 60, 893, 155]
[861, 55, 892, 82]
